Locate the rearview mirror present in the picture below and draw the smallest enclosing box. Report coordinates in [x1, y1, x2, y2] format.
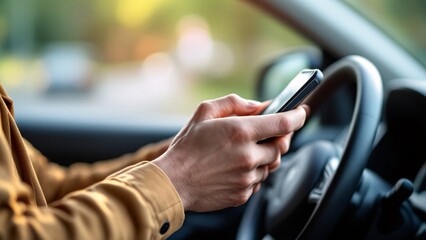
[256, 46, 323, 101]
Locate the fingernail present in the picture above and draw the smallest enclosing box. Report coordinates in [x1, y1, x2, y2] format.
[247, 100, 262, 107]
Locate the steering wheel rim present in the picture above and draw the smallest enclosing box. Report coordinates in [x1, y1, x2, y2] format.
[237, 55, 383, 240]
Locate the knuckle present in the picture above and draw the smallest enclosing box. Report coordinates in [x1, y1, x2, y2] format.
[237, 152, 256, 170]
[228, 121, 250, 142]
[277, 116, 291, 132]
[226, 93, 241, 103]
[231, 191, 251, 206]
[197, 100, 214, 114]
[237, 174, 254, 189]
[225, 94, 244, 110]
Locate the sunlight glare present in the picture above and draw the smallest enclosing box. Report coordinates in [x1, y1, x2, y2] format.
[116, 0, 163, 28]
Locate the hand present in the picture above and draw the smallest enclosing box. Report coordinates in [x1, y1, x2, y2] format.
[153, 94, 307, 212]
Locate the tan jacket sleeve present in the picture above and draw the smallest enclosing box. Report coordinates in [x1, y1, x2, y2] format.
[25, 137, 173, 203]
[0, 85, 184, 239]
[0, 154, 184, 240]
[1, 133, 184, 239]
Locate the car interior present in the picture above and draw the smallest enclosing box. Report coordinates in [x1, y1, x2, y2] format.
[1, 0, 425, 239]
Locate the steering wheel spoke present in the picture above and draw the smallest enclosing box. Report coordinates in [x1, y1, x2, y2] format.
[308, 157, 340, 204]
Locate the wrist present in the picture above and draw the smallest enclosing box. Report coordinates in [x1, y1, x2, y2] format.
[152, 154, 192, 210]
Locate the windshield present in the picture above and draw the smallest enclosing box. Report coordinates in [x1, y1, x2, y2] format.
[343, 0, 426, 67]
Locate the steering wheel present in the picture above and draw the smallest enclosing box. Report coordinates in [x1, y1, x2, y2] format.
[237, 56, 383, 239]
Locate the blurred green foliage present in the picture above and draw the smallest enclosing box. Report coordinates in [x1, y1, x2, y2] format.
[1, 0, 424, 116]
[0, 0, 311, 107]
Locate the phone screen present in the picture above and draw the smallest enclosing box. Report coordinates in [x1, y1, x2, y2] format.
[261, 69, 323, 115]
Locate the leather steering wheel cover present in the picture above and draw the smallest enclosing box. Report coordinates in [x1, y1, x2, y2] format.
[297, 55, 383, 239]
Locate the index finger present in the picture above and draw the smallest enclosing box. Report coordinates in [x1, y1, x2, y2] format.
[246, 106, 307, 141]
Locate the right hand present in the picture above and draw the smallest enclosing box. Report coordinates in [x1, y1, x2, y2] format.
[153, 94, 307, 212]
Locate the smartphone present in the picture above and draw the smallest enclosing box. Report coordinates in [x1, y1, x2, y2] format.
[261, 69, 323, 115]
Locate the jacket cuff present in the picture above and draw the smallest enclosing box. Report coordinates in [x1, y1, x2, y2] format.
[109, 161, 185, 238]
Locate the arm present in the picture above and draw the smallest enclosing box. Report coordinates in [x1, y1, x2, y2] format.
[26, 137, 173, 203]
[1, 93, 305, 239]
[0, 84, 181, 239]
[0, 136, 183, 240]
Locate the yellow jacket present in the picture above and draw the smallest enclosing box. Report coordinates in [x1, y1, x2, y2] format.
[0, 85, 184, 239]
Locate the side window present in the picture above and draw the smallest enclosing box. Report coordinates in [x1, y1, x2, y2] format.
[0, 0, 312, 125]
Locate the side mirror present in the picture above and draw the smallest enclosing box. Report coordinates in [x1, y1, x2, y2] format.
[255, 46, 323, 101]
